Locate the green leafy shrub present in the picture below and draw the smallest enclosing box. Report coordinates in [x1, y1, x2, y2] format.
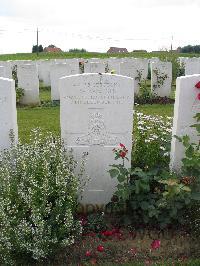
[16, 87, 24, 104]
[109, 146, 197, 229]
[109, 112, 200, 230]
[175, 113, 200, 237]
[12, 64, 24, 104]
[0, 129, 82, 264]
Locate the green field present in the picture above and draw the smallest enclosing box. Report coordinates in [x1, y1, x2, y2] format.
[0, 51, 199, 61]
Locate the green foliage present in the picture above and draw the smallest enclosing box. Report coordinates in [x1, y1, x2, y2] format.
[181, 45, 200, 53]
[12, 65, 24, 103]
[32, 45, 43, 53]
[83, 212, 107, 233]
[68, 48, 87, 53]
[175, 112, 200, 237]
[109, 112, 200, 229]
[109, 160, 192, 228]
[12, 64, 18, 88]
[0, 130, 82, 264]
[16, 87, 24, 104]
[152, 68, 168, 91]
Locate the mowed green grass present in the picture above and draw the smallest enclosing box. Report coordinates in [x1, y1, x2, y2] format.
[0, 51, 199, 61]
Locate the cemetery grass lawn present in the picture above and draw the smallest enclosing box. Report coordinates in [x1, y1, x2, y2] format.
[17, 104, 174, 143]
[17, 106, 60, 142]
[136, 104, 174, 117]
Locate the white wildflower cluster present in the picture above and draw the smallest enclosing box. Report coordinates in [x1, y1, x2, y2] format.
[133, 112, 173, 168]
[0, 129, 82, 264]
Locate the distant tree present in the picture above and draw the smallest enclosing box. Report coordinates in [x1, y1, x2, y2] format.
[38, 45, 44, 52]
[180, 45, 200, 53]
[48, 44, 56, 48]
[68, 48, 87, 53]
[32, 44, 43, 53]
[32, 45, 37, 53]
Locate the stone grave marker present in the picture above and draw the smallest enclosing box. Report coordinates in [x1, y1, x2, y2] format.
[120, 59, 148, 94]
[151, 61, 172, 97]
[0, 61, 12, 78]
[170, 74, 200, 172]
[50, 63, 79, 101]
[185, 58, 200, 75]
[59, 73, 134, 210]
[0, 66, 6, 78]
[17, 64, 40, 105]
[84, 62, 105, 73]
[0, 78, 18, 151]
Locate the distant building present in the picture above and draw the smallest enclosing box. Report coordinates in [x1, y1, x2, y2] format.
[44, 45, 62, 53]
[107, 47, 128, 54]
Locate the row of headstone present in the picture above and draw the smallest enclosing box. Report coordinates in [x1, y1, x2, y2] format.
[178, 57, 200, 75]
[0, 58, 173, 104]
[0, 73, 199, 208]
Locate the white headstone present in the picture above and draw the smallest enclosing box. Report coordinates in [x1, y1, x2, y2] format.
[151, 61, 172, 97]
[0, 61, 12, 78]
[107, 59, 120, 74]
[170, 74, 200, 172]
[50, 63, 79, 101]
[185, 58, 200, 75]
[84, 62, 105, 73]
[39, 60, 53, 86]
[0, 66, 6, 78]
[17, 64, 40, 105]
[60, 73, 134, 207]
[0, 78, 18, 151]
[120, 59, 148, 94]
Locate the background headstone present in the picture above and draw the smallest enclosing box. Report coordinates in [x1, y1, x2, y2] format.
[0, 66, 6, 78]
[84, 62, 105, 73]
[0, 78, 18, 151]
[60, 73, 134, 207]
[50, 63, 79, 101]
[151, 61, 172, 97]
[17, 64, 40, 105]
[120, 59, 148, 94]
[185, 58, 200, 75]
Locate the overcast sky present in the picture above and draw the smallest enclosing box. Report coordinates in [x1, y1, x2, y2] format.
[0, 0, 199, 54]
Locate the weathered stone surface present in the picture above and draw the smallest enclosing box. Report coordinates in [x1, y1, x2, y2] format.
[60, 73, 134, 206]
[170, 74, 200, 172]
[151, 61, 172, 97]
[84, 62, 105, 73]
[17, 64, 40, 105]
[50, 63, 79, 100]
[0, 78, 18, 151]
[120, 59, 148, 94]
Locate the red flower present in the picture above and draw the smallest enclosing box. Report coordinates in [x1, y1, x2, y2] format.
[102, 230, 113, 237]
[119, 151, 126, 158]
[120, 143, 125, 148]
[151, 239, 161, 250]
[97, 245, 104, 252]
[195, 81, 200, 89]
[197, 93, 200, 100]
[85, 250, 92, 257]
